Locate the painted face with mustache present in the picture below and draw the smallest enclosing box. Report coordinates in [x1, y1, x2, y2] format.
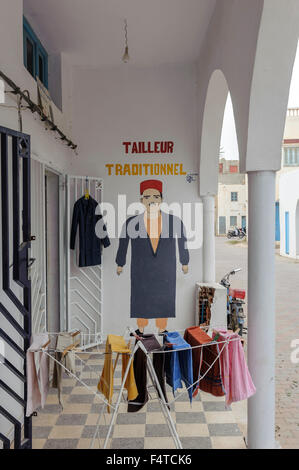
[141, 188, 162, 216]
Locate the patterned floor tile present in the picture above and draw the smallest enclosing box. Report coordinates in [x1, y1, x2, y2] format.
[176, 423, 209, 437]
[116, 412, 146, 424]
[55, 414, 87, 426]
[144, 437, 176, 449]
[32, 426, 52, 439]
[110, 438, 144, 449]
[176, 412, 206, 424]
[145, 424, 173, 438]
[146, 412, 176, 425]
[81, 425, 110, 438]
[180, 436, 212, 449]
[211, 436, 246, 449]
[48, 425, 83, 439]
[43, 439, 79, 449]
[208, 423, 242, 436]
[203, 401, 231, 412]
[113, 424, 145, 438]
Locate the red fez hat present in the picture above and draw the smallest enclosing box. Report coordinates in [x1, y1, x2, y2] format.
[140, 179, 163, 195]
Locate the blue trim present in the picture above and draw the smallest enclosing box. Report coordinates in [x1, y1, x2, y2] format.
[23, 16, 48, 88]
[275, 202, 280, 242]
[285, 212, 290, 255]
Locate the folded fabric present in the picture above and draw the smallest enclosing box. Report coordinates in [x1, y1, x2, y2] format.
[184, 326, 225, 398]
[164, 331, 193, 403]
[212, 329, 256, 405]
[128, 334, 168, 413]
[52, 333, 77, 408]
[26, 334, 50, 417]
[98, 335, 138, 412]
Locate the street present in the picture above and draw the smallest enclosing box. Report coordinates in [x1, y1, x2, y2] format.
[215, 236, 299, 448]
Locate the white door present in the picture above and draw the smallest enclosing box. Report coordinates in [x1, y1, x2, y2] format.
[66, 176, 103, 349]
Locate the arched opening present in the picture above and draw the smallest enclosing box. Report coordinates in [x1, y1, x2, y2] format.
[199, 69, 229, 197]
[217, 93, 245, 237]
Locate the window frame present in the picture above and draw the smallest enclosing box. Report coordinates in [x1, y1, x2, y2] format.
[231, 191, 238, 202]
[23, 16, 48, 89]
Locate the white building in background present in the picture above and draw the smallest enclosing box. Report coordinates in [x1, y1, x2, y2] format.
[216, 159, 247, 236]
[276, 108, 299, 256]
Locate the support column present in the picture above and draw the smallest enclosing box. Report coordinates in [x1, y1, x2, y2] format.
[202, 195, 216, 283]
[247, 170, 276, 449]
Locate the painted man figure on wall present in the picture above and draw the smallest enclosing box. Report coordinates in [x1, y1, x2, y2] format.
[116, 179, 189, 333]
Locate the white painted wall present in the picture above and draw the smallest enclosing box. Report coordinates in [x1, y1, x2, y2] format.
[279, 169, 299, 258]
[71, 63, 203, 336]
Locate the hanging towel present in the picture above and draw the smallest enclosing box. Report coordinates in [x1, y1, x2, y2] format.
[26, 334, 50, 417]
[98, 335, 138, 412]
[212, 329, 256, 405]
[127, 334, 168, 413]
[184, 326, 225, 398]
[164, 331, 193, 403]
[52, 333, 77, 408]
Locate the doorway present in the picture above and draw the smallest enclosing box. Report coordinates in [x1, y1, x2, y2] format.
[45, 169, 60, 332]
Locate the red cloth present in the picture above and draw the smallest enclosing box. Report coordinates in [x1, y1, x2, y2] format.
[140, 179, 163, 195]
[184, 326, 225, 398]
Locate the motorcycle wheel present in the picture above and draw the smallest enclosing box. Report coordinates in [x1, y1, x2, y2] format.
[227, 233, 232, 239]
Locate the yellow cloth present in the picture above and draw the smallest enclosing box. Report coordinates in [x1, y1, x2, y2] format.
[98, 335, 138, 412]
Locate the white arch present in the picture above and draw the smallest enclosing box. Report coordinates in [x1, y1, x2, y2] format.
[246, 0, 299, 172]
[199, 69, 229, 196]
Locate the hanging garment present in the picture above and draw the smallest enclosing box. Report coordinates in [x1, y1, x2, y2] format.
[70, 195, 110, 267]
[128, 334, 168, 412]
[184, 326, 225, 398]
[26, 334, 50, 417]
[52, 333, 77, 408]
[98, 335, 138, 413]
[212, 329, 256, 405]
[116, 212, 189, 318]
[164, 331, 193, 403]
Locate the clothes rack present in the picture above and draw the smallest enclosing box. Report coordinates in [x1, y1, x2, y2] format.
[31, 328, 243, 449]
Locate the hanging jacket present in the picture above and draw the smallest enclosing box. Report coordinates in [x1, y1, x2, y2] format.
[164, 331, 193, 403]
[70, 196, 110, 267]
[98, 335, 138, 413]
[184, 326, 225, 398]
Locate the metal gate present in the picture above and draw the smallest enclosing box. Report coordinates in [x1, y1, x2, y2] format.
[66, 176, 103, 349]
[0, 126, 32, 449]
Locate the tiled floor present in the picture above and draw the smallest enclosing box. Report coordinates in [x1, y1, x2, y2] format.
[32, 350, 246, 450]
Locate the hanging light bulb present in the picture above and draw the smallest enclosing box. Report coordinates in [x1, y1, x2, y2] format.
[122, 19, 130, 63]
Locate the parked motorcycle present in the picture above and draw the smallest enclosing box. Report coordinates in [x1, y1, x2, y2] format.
[220, 268, 246, 336]
[227, 226, 246, 240]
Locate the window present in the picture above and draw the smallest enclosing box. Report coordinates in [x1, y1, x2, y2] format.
[23, 17, 48, 88]
[231, 192, 238, 201]
[230, 216, 237, 227]
[284, 147, 299, 166]
[229, 165, 238, 173]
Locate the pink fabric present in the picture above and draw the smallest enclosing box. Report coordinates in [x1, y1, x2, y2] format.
[26, 334, 50, 417]
[212, 329, 256, 405]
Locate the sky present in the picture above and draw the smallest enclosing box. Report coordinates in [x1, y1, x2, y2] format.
[220, 40, 299, 161]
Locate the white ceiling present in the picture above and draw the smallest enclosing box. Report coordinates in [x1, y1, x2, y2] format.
[23, 0, 216, 67]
